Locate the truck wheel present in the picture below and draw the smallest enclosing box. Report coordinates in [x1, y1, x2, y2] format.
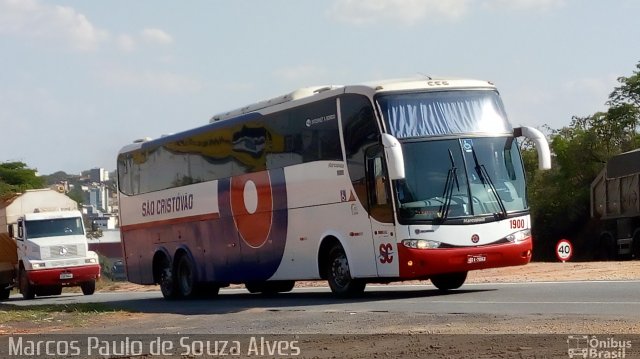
[430, 272, 468, 291]
[81, 280, 96, 295]
[176, 255, 196, 298]
[326, 245, 365, 297]
[0, 287, 10, 300]
[633, 232, 640, 259]
[19, 268, 35, 300]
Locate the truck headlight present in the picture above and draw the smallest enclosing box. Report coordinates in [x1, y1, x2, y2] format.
[402, 239, 441, 249]
[506, 229, 531, 243]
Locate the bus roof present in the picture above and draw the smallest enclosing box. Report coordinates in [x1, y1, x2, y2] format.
[118, 76, 496, 154]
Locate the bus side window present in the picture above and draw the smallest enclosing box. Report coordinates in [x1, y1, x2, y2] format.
[366, 146, 393, 223]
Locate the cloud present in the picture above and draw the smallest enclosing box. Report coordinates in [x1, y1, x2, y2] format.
[482, 0, 567, 12]
[328, 0, 471, 25]
[99, 69, 203, 94]
[116, 34, 136, 52]
[141, 28, 174, 45]
[0, 0, 108, 51]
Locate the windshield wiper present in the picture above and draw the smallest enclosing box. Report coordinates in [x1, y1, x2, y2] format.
[436, 149, 460, 223]
[470, 146, 507, 219]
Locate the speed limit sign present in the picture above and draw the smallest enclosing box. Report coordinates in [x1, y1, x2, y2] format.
[556, 239, 573, 262]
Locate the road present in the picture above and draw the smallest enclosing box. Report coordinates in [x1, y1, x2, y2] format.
[3, 281, 640, 358]
[5, 280, 640, 322]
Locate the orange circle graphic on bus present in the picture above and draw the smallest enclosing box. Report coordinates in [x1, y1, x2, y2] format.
[230, 171, 273, 248]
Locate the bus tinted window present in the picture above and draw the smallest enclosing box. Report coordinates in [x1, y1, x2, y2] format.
[118, 97, 341, 195]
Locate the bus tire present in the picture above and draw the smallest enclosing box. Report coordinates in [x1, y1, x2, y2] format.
[326, 245, 365, 297]
[430, 271, 468, 291]
[81, 280, 96, 296]
[176, 255, 196, 298]
[159, 264, 179, 300]
[19, 268, 35, 300]
[0, 286, 10, 300]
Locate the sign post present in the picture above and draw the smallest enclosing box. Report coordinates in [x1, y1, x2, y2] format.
[555, 239, 573, 263]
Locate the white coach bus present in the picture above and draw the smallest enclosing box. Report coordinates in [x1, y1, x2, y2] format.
[117, 77, 551, 299]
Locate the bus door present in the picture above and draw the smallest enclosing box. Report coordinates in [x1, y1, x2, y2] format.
[365, 146, 399, 277]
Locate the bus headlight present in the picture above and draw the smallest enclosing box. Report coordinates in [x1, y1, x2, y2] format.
[32, 263, 46, 269]
[506, 229, 531, 243]
[85, 258, 97, 264]
[402, 239, 441, 249]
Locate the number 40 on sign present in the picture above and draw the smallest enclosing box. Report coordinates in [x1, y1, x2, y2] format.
[555, 239, 573, 263]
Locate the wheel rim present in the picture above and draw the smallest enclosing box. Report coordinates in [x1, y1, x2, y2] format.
[331, 253, 351, 288]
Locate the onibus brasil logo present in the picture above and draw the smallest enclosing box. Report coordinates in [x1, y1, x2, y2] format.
[567, 335, 632, 358]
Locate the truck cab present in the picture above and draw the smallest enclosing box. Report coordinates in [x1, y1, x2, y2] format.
[10, 210, 101, 299]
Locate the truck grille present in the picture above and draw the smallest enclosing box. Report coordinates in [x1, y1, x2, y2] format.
[42, 245, 86, 259]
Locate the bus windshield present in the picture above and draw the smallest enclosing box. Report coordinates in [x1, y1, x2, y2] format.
[394, 137, 527, 223]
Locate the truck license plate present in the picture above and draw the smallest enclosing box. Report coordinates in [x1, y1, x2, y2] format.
[467, 254, 487, 264]
[60, 273, 73, 279]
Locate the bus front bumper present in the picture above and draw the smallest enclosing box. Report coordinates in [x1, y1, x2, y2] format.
[27, 264, 101, 286]
[397, 237, 532, 278]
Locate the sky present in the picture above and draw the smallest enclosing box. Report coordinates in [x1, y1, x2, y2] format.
[1, 0, 639, 175]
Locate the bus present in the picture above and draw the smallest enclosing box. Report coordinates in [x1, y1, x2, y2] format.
[116, 77, 551, 299]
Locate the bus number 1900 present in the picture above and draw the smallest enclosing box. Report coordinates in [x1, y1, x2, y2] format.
[510, 219, 525, 229]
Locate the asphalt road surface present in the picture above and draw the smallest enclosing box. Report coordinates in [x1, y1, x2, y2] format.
[6, 280, 640, 319]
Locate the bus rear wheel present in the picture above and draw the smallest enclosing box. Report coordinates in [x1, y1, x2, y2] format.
[430, 272, 468, 291]
[326, 245, 365, 297]
[159, 263, 179, 300]
[176, 255, 196, 298]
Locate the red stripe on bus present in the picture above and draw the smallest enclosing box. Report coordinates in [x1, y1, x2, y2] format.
[120, 213, 220, 232]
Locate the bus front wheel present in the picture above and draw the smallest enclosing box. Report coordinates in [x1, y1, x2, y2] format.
[326, 245, 365, 297]
[430, 272, 468, 291]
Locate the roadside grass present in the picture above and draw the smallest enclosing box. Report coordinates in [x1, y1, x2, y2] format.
[0, 303, 128, 327]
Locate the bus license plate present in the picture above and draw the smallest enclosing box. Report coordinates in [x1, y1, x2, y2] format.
[60, 273, 73, 279]
[467, 254, 487, 264]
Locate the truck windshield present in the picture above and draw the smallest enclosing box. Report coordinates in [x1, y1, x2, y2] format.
[25, 218, 85, 239]
[394, 137, 527, 223]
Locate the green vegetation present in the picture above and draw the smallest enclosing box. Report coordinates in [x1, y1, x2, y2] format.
[0, 303, 124, 326]
[0, 162, 45, 197]
[525, 61, 640, 260]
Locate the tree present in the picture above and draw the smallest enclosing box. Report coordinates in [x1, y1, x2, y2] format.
[0, 162, 46, 197]
[526, 60, 640, 260]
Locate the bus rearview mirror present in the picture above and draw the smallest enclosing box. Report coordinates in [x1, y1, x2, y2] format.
[514, 126, 552, 170]
[381, 134, 406, 180]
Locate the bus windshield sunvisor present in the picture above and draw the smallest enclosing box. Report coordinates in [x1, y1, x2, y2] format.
[377, 90, 512, 138]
